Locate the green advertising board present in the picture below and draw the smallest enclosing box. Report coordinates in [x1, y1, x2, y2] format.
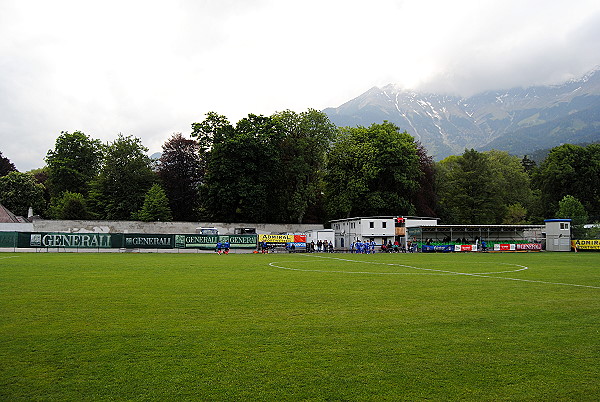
[123, 234, 174, 249]
[4, 232, 258, 250]
[0, 232, 17, 248]
[175, 234, 257, 249]
[21, 232, 115, 248]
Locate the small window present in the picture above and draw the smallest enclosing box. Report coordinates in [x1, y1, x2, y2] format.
[382, 222, 387, 228]
[560, 223, 570, 230]
[370, 222, 374, 228]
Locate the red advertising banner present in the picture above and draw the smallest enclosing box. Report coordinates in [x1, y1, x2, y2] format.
[294, 235, 306, 243]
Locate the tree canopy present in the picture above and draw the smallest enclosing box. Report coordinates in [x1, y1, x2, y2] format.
[157, 133, 203, 221]
[0, 172, 46, 217]
[45, 131, 103, 197]
[90, 134, 155, 220]
[0, 151, 17, 177]
[324, 122, 421, 218]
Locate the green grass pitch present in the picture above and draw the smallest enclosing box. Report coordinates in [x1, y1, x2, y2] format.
[1, 251, 599, 400]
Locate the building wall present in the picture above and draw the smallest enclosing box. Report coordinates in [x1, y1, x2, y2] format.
[0, 223, 33, 232]
[305, 229, 335, 245]
[28, 219, 324, 235]
[332, 217, 396, 249]
[544, 220, 572, 251]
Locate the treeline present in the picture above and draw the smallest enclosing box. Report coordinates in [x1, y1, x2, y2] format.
[0, 109, 599, 226]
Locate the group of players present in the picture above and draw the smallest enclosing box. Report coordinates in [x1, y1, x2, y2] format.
[350, 240, 377, 254]
[215, 241, 231, 254]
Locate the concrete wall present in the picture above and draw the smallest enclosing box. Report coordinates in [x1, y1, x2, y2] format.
[29, 219, 324, 235]
[0, 223, 33, 232]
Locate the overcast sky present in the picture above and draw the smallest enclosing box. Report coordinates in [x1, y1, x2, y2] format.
[2, 0, 600, 171]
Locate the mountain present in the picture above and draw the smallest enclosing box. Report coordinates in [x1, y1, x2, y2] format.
[323, 68, 600, 159]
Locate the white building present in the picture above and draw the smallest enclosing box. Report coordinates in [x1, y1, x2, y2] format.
[330, 216, 438, 250]
[544, 219, 572, 251]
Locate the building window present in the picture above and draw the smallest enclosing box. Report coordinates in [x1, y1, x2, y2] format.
[382, 222, 387, 228]
[369, 222, 374, 228]
[560, 223, 569, 230]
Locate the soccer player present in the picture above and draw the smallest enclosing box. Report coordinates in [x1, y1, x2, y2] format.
[216, 241, 222, 254]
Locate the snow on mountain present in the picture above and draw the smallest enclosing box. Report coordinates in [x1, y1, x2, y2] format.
[323, 68, 600, 159]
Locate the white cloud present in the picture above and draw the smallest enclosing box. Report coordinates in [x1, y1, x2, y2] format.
[1, 0, 600, 170]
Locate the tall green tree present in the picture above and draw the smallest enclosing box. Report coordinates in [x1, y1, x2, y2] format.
[413, 142, 437, 217]
[0, 151, 17, 176]
[0, 172, 46, 217]
[198, 114, 285, 223]
[556, 195, 588, 225]
[49, 191, 89, 220]
[324, 122, 421, 218]
[436, 149, 498, 224]
[157, 133, 203, 221]
[45, 131, 103, 197]
[437, 149, 535, 224]
[486, 150, 534, 222]
[132, 184, 172, 222]
[533, 143, 600, 221]
[90, 134, 155, 220]
[273, 109, 336, 223]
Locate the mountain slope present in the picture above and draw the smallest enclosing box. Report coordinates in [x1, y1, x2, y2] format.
[323, 68, 600, 159]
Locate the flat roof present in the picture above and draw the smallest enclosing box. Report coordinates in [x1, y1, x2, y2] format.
[417, 224, 544, 230]
[330, 216, 439, 223]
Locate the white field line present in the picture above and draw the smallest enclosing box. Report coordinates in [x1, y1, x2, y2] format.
[268, 254, 600, 290]
[0, 256, 19, 260]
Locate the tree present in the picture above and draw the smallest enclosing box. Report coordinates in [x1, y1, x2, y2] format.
[556, 195, 588, 226]
[90, 134, 156, 220]
[503, 203, 528, 224]
[485, 150, 534, 223]
[273, 109, 337, 223]
[521, 155, 536, 175]
[436, 149, 499, 224]
[45, 131, 103, 197]
[198, 114, 285, 222]
[437, 149, 535, 224]
[132, 184, 172, 222]
[0, 172, 46, 217]
[157, 133, 203, 221]
[412, 142, 437, 217]
[324, 122, 421, 218]
[0, 151, 17, 176]
[49, 191, 89, 220]
[533, 143, 600, 221]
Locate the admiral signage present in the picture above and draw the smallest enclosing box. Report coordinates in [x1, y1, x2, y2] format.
[258, 234, 306, 245]
[572, 240, 600, 250]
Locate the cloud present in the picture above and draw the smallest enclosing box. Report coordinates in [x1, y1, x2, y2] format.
[1, 0, 600, 171]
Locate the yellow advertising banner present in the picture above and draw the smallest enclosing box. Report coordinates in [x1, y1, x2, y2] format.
[258, 234, 294, 243]
[572, 240, 600, 250]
